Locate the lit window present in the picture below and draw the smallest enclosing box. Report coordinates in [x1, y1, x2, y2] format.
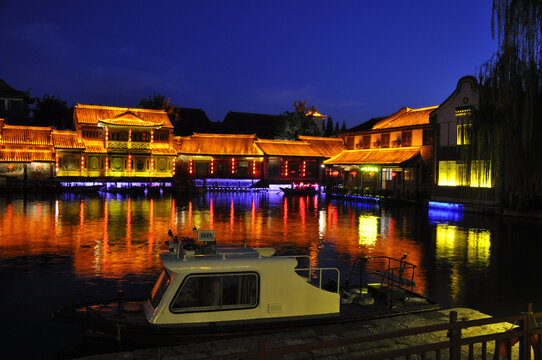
[457, 124, 471, 145]
[438, 161, 457, 186]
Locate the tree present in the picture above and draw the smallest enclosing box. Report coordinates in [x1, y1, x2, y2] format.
[325, 116, 335, 136]
[472, 0, 542, 209]
[334, 121, 339, 135]
[137, 94, 166, 110]
[32, 94, 73, 129]
[341, 120, 347, 132]
[138, 94, 181, 124]
[275, 100, 320, 140]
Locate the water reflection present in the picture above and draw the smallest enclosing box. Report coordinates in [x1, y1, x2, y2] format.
[1, 192, 540, 314]
[434, 223, 492, 304]
[4, 192, 542, 360]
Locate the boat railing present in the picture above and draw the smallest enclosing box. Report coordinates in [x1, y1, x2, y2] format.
[295, 267, 340, 293]
[276, 255, 340, 293]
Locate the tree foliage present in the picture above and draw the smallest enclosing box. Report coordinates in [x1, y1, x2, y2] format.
[275, 100, 320, 140]
[325, 116, 335, 136]
[275, 111, 320, 140]
[138, 94, 181, 123]
[32, 94, 73, 129]
[473, 0, 542, 209]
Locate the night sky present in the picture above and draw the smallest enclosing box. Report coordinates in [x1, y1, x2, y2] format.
[1, 0, 497, 128]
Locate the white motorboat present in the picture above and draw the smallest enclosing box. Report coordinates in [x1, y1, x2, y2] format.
[53, 229, 438, 345]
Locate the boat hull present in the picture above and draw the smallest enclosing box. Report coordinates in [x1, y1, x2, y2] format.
[53, 291, 439, 345]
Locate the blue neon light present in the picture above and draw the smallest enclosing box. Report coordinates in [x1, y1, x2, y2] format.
[428, 201, 464, 211]
[428, 208, 464, 224]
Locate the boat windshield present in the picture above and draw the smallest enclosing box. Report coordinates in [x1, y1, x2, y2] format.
[149, 270, 171, 308]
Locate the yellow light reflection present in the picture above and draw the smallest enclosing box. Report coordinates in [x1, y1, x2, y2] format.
[467, 229, 491, 266]
[358, 215, 378, 248]
[435, 224, 491, 266]
[318, 209, 326, 239]
[435, 224, 492, 302]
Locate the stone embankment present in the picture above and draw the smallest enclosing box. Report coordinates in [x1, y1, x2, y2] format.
[78, 308, 517, 360]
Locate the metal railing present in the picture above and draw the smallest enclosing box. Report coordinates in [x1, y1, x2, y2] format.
[205, 303, 542, 360]
[277, 254, 340, 293]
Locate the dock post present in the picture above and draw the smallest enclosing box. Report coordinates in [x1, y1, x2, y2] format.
[448, 310, 461, 360]
[519, 303, 533, 360]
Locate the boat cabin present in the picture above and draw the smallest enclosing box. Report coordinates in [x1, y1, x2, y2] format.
[144, 231, 340, 325]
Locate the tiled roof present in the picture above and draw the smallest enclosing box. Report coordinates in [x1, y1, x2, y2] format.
[0, 125, 52, 145]
[297, 135, 344, 157]
[74, 104, 172, 129]
[98, 111, 163, 128]
[0, 147, 55, 162]
[255, 139, 323, 157]
[372, 106, 437, 130]
[152, 143, 177, 156]
[52, 130, 85, 149]
[324, 147, 421, 165]
[177, 133, 263, 156]
[82, 140, 107, 154]
[0, 79, 27, 98]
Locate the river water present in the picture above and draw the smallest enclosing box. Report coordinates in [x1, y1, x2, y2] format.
[1, 191, 541, 359]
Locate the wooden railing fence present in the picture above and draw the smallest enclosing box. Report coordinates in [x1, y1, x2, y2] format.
[207, 304, 542, 360]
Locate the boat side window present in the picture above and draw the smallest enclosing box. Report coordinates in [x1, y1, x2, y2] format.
[150, 270, 171, 308]
[171, 273, 259, 312]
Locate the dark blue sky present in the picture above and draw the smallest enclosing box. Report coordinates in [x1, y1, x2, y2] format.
[1, 0, 497, 128]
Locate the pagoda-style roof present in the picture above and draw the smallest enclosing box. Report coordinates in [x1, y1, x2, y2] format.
[0, 125, 52, 146]
[372, 106, 438, 130]
[0, 79, 27, 98]
[0, 148, 55, 162]
[297, 135, 344, 157]
[324, 147, 421, 165]
[98, 110, 163, 128]
[52, 130, 85, 149]
[255, 139, 324, 157]
[82, 139, 107, 154]
[176, 133, 263, 156]
[74, 104, 172, 129]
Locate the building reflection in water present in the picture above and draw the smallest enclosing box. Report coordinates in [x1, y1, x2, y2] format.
[434, 223, 492, 303]
[0, 192, 500, 300]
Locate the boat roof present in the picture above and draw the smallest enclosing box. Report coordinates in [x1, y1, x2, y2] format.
[160, 248, 295, 273]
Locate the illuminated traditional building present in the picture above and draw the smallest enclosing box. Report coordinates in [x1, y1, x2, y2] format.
[306, 110, 327, 134]
[59, 104, 177, 181]
[0, 119, 55, 184]
[429, 76, 494, 205]
[326, 106, 436, 195]
[0, 104, 343, 188]
[174, 133, 264, 179]
[255, 138, 328, 183]
[173, 134, 342, 185]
